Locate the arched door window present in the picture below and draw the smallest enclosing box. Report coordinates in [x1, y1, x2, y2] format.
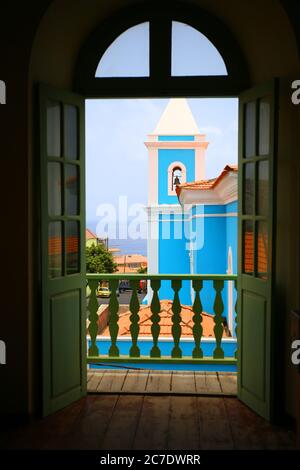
[74, 3, 249, 97]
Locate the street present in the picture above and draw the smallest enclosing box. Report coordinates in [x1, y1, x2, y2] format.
[97, 290, 147, 306]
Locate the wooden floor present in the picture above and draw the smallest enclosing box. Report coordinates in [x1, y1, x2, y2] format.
[88, 369, 237, 396]
[1, 394, 296, 450]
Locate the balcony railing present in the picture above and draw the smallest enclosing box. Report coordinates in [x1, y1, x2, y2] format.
[86, 274, 238, 367]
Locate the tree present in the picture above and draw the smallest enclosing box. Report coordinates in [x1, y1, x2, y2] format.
[137, 266, 147, 274]
[86, 242, 117, 273]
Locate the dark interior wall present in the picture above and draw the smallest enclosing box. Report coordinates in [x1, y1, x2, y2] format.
[0, 1, 51, 416]
[0, 0, 299, 420]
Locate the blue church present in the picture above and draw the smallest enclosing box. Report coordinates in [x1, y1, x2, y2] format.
[145, 99, 238, 336]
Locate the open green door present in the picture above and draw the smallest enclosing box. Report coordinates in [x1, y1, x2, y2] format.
[39, 84, 86, 416]
[238, 80, 278, 420]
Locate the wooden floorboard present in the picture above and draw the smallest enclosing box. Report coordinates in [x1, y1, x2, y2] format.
[96, 370, 128, 393]
[145, 370, 172, 393]
[121, 370, 149, 393]
[101, 395, 144, 450]
[133, 395, 170, 450]
[88, 370, 237, 396]
[167, 396, 200, 450]
[1, 395, 296, 450]
[197, 396, 235, 450]
[218, 373, 237, 395]
[171, 371, 196, 394]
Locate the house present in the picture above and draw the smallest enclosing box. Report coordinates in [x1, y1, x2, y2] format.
[114, 254, 148, 273]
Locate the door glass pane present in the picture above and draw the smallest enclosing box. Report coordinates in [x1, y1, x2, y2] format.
[48, 222, 63, 278]
[65, 221, 80, 275]
[258, 160, 269, 216]
[64, 105, 78, 160]
[48, 162, 62, 216]
[245, 102, 256, 158]
[243, 162, 255, 215]
[65, 164, 79, 215]
[171, 21, 227, 76]
[257, 221, 268, 279]
[47, 102, 61, 157]
[259, 99, 270, 155]
[243, 220, 254, 275]
[96, 22, 149, 77]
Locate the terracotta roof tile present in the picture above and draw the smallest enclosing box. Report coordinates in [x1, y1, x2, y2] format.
[101, 300, 230, 338]
[86, 228, 97, 240]
[176, 164, 238, 196]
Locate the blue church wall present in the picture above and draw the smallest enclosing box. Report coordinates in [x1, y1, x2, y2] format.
[158, 214, 191, 304]
[158, 149, 195, 204]
[186, 202, 237, 327]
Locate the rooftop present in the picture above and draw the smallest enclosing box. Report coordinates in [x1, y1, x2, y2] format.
[101, 299, 230, 338]
[176, 164, 238, 196]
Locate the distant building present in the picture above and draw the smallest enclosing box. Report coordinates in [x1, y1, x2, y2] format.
[85, 228, 99, 247]
[86, 228, 114, 251]
[114, 254, 147, 273]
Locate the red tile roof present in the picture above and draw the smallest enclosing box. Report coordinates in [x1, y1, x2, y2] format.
[101, 300, 230, 338]
[176, 164, 238, 196]
[86, 228, 97, 240]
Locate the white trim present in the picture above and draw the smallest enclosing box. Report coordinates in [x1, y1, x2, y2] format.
[167, 161, 186, 196]
[145, 141, 206, 149]
[179, 172, 238, 206]
[145, 204, 185, 216]
[146, 205, 159, 303]
[148, 146, 158, 205]
[191, 212, 237, 219]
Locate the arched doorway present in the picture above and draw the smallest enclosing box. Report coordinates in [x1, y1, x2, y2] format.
[37, 2, 277, 421]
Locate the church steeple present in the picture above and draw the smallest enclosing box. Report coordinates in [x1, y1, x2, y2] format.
[145, 99, 209, 206]
[152, 98, 199, 136]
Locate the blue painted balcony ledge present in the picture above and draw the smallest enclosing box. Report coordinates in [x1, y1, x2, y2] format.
[86, 273, 238, 372]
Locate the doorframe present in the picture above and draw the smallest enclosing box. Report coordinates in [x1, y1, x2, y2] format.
[40, 1, 280, 421]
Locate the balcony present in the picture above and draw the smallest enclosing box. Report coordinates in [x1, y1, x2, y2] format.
[86, 274, 238, 370]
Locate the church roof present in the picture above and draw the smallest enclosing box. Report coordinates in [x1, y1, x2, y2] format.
[176, 164, 237, 196]
[152, 98, 199, 135]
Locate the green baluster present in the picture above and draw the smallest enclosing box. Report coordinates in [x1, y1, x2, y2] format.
[150, 279, 161, 358]
[234, 279, 238, 359]
[108, 278, 120, 357]
[192, 279, 203, 359]
[213, 279, 225, 359]
[171, 279, 182, 358]
[87, 279, 99, 356]
[129, 279, 140, 357]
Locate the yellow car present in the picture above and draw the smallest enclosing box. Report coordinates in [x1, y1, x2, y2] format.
[97, 286, 111, 298]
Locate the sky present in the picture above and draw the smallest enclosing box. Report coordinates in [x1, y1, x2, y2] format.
[85, 21, 238, 244]
[86, 98, 238, 228]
